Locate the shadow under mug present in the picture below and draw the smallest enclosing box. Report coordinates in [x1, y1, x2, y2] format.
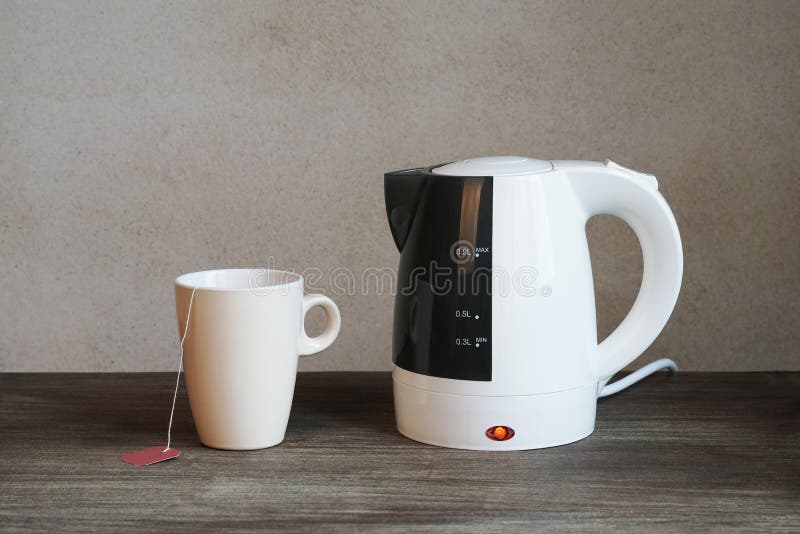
[175, 268, 341, 450]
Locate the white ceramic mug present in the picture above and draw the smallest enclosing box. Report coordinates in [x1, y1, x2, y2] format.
[175, 268, 341, 450]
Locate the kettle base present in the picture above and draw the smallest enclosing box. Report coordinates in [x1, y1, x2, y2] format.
[393, 376, 597, 451]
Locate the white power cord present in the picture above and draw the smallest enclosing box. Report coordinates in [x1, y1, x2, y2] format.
[598, 358, 677, 398]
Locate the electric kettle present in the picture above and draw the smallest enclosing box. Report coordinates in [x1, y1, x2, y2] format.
[385, 156, 682, 450]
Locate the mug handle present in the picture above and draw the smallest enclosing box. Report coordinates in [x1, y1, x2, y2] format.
[298, 294, 342, 356]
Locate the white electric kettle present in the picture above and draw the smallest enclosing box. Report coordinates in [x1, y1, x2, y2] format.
[385, 156, 682, 450]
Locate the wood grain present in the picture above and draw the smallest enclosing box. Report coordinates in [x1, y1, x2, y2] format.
[0, 372, 798, 532]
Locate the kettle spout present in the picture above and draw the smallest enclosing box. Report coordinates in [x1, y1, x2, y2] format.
[384, 169, 428, 252]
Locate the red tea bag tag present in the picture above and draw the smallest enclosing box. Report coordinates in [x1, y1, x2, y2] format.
[121, 287, 197, 467]
[121, 446, 181, 466]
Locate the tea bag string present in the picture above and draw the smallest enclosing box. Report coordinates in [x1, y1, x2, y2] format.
[164, 287, 197, 452]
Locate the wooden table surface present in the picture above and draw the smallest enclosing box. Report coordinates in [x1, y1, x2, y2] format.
[1, 372, 798, 532]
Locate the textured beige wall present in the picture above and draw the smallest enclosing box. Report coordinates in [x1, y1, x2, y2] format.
[1, 0, 798, 372]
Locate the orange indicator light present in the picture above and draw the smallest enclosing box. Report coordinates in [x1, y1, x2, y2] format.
[485, 425, 515, 441]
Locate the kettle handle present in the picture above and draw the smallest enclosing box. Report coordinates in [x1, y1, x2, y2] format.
[566, 161, 683, 388]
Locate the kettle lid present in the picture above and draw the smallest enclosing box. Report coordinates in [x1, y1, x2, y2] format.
[432, 156, 552, 177]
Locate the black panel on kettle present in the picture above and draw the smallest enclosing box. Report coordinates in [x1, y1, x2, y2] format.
[385, 166, 493, 381]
